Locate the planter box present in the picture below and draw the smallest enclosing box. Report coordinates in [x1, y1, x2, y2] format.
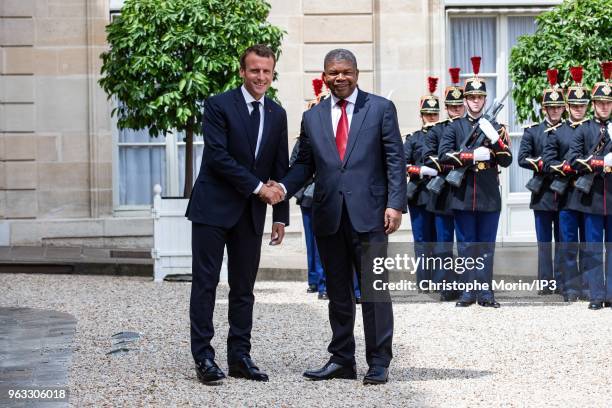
[151, 184, 227, 282]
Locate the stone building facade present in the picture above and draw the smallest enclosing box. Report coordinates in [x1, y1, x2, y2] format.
[0, 0, 562, 250]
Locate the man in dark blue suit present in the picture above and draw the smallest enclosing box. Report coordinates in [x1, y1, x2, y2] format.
[277, 49, 406, 385]
[185, 45, 289, 384]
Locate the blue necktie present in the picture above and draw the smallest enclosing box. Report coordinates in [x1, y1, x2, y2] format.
[250, 101, 260, 156]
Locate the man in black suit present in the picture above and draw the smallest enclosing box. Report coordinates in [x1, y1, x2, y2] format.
[185, 44, 289, 384]
[276, 49, 406, 385]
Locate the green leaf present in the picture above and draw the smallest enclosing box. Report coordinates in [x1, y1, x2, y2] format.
[509, 0, 612, 123]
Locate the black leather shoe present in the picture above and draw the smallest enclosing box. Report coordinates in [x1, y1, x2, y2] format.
[303, 362, 357, 381]
[363, 365, 388, 385]
[195, 359, 225, 385]
[588, 301, 603, 310]
[538, 288, 553, 296]
[228, 357, 268, 382]
[307, 284, 317, 293]
[564, 294, 579, 302]
[478, 300, 500, 308]
[440, 291, 460, 302]
[318, 291, 328, 300]
[455, 300, 475, 307]
[604, 301, 612, 308]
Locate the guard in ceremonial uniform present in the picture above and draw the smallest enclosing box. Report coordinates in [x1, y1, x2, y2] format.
[405, 77, 440, 291]
[438, 56, 513, 308]
[542, 66, 590, 301]
[518, 69, 564, 295]
[567, 61, 612, 310]
[422, 67, 465, 301]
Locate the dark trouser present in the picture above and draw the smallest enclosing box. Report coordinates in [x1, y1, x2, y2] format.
[315, 205, 393, 368]
[190, 206, 263, 365]
[433, 213, 455, 291]
[408, 204, 436, 289]
[558, 209, 584, 296]
[302, 206, 326, 293]
[583, 213, 612, 302]
[453, 210, 500, 302]
[533, 210, 561, 285]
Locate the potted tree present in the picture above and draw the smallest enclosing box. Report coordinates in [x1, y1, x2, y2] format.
[99, 0, 284, 280]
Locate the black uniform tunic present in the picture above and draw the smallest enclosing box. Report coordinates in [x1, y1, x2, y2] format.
[438, 115, 513, 212]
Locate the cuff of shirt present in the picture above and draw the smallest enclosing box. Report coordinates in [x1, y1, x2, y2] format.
[273, 222, 285, 226]
[278, 183, 287, 195]
[253, 182, 263, 195]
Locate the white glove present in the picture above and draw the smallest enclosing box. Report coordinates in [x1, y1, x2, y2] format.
[604, 152, 612, 167]
[420, 166, 438, 177]
[473, 146, 490, 163]
[607, 123, 612, 137]
[479, 118, 500, 143]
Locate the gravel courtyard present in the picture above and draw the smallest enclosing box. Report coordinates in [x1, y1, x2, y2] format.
[2, 273, 612, 407]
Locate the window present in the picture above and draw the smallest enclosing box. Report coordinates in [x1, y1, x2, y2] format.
[114, 126, 204, 207]
[449, 13, 539, 193]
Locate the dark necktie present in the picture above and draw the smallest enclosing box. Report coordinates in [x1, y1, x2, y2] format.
[250, 101, 260, 156]
[336, 99, 349, 161]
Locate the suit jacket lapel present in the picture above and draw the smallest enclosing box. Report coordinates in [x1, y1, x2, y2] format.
[343, 90, 369, 166]
[233, 87, 256, 156]
[256, 100, 273, 161]
[317, 97, 341, 164]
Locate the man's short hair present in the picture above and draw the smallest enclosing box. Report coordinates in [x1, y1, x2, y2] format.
[324, 49, 358, 71]
[240, 44, 276, 70]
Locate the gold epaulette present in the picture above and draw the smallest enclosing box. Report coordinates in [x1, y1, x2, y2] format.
[434, 118, 452, 125]
[544, 122, 564, 133]
[570, 118, 588, 128]
[522, 123, 538, 129]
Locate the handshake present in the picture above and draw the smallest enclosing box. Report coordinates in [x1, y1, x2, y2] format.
[258, 180, 286, 205]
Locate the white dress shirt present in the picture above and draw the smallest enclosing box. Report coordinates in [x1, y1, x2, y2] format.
[242, 86, 284, 225]
[241, 85, 266, 194]
[277, 88, 359, 197]
[241, 85, 265, 158]
[330, 87, 358, 136]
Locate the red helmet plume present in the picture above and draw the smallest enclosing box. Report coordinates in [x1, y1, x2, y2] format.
[449, 67, 461, 84]
[569, 66, 583, 84]
[602, 61, 612, 81]
[470, 56, 481, 76]
[311, 78, 324, 97]
[427, 77, 438, 94]
[547, 68, 558, 87]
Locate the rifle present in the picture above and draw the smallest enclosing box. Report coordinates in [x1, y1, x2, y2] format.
[574, 125, 611, 194]
[445, 87, 512, 188]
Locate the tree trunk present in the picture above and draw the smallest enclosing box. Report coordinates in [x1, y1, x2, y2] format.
[183, 116, 194, 198]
